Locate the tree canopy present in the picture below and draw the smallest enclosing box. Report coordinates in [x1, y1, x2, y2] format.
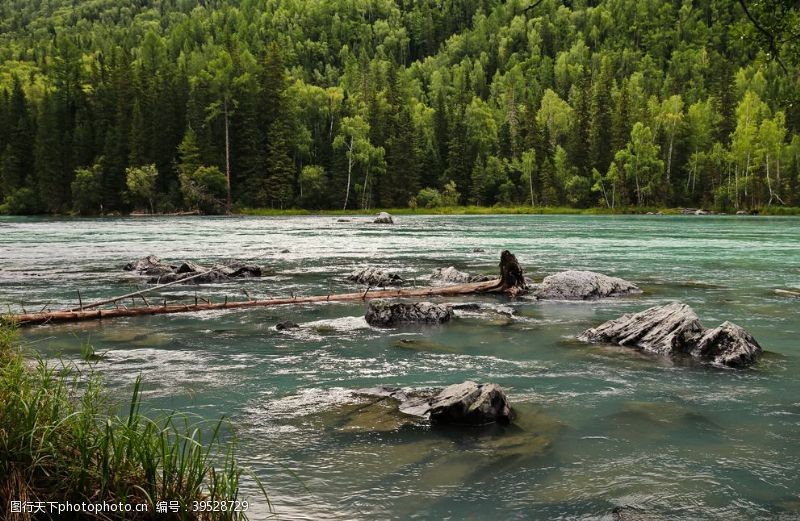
[1, 0, 798, 214]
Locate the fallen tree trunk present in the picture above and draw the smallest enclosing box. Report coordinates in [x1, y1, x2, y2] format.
[4, 250, 528, 327]
[69, 270, 219, 311]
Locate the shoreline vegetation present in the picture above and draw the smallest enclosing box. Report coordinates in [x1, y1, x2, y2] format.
[237, 205, 800, 217]
[4, 205, 799, 218]
[0, 324, 264, 520]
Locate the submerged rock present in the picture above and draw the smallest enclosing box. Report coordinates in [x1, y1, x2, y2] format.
[348, 266, 404, 286]
[533, 270, 641, 300]
[123, 255, 176, 276]
[392, 338, 456, 353]
[374, 211, 394, 224]
[365, 299, 453, 327]
[152, 270, 230, 284]
[275, 321, 300, 331]
[430, 266, 492, 285]
[690, 321, 762, 367]
[215, 260, 262, 278]
[612, 506, 663, 521]
[399, 381, 515, 425]
[126, 255, 264, 284]
[579, 302, 762, 367]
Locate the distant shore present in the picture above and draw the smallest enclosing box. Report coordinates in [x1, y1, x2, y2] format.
[236, 206, 800, 217]
[4, 206, 800, 218]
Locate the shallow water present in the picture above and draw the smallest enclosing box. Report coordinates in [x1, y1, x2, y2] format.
[1, 214, 799, 520]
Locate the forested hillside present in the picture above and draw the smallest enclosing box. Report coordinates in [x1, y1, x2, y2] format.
[1, 0, 798, 214]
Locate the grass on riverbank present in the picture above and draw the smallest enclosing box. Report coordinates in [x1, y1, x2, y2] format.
[0, 323, 264, 520]
[237, 205, 800, 216]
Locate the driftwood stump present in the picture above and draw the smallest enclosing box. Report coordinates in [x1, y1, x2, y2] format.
[499, 250, 527, 296]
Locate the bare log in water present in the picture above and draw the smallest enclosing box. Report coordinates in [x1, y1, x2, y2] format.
[4, 250, 528, 326]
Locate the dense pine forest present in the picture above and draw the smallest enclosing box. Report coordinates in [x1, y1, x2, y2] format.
[0, 0, 798, 215]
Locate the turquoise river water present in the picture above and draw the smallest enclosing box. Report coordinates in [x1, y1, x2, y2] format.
[1, 214, 799, 520]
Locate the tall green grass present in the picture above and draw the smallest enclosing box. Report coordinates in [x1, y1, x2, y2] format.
[0, 323, 266, 520]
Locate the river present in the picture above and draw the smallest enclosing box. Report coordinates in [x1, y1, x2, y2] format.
[1, 214, 799, 520]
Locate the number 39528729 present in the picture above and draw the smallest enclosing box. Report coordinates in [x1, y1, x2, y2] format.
[191, 500, 249, 512]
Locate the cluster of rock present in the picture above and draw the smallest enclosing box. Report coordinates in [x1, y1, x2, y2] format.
[124, 255, 262, 284]
[579, 302, 762, 367]
[531, 270, 641, 300]
[347, 267, 404, 286]
[359, 380, 515, 426]
[430, 266, 492, 285]
[365, 299, 453, 327]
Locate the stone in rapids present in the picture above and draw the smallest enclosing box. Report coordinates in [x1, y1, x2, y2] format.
[532, 270, 641, 300]
[365, 299, 453, 327]
[579, 302, 762, 367]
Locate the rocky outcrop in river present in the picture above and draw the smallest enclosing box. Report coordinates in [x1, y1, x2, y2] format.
[124, 256, 262, 284]
[532, 270, 641, 300]
[579, 302, 762, 367]
[365, 299, 453, 327]
[374, 212, 394, 224]
[347, 267, 404, 286]
[430, 266, 492, 285]
[360, 381, 515, 425]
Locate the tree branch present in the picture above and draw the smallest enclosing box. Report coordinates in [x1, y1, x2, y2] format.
[737, 0, 789, 73]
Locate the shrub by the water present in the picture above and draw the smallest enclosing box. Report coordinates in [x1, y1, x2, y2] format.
[0, 323, 265, 520]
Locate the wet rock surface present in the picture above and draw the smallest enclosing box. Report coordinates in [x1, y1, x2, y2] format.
[430, 266, 492, 285]
[402, 381, 516, 425]
[580, 302, 762, 367]
[365, 299, 453, 327]
[690, 321, 762, 367]
[347, 266, 404, 286]
[533, 270, 641, 300]
[579, 302, 703, 356]
[275, 321, 300, 331]
[124, 255, 263, 284]
[374, 212, 394, 224]
[359, 381, 515, 426]
[123, 255, 176, 276]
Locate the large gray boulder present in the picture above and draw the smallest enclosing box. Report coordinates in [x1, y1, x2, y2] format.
[690, 321, 762, 368]
[579, 302, 703, 356]
[374, 212, 394, 224]
[533, 270, 640, 300]
[365, 299, 453, 327]
[399, 381, 515, 425]
[430, 266, 492, 285]
[348, 267, 404, 286]
[580, 302, 762, 367]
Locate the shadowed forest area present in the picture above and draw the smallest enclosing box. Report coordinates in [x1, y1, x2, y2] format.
[0, 0, 799, 215]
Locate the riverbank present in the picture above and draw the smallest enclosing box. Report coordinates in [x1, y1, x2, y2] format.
[4, 205, 800, 218]
[238, 205, 800, 216]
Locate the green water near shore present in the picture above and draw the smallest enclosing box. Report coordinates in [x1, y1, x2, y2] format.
[1, 214, 799, 520]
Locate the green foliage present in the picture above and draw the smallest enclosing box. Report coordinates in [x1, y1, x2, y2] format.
[413, 187, 444, 208]
[182, 166, 227, 214]
[1, 187, 38, 214]
[71, 163, 103, 215]
[0, 0, 798, 213]
[299, 165, 328, 208]
[0, 323, 265, 519]
[125, 164, 158, 213]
